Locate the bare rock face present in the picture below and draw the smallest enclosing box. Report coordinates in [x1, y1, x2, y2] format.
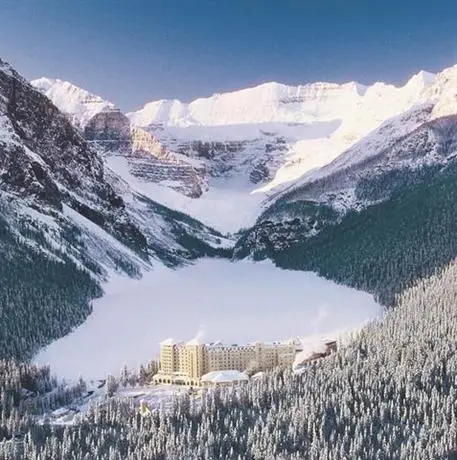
[130, 125, 165, 156]
[0, 59, 106, 209]
[129, 125, 207, 198]
[0, 58, 149, 257]
[250, 163, 271, 184]
[171, 135, 288, 185]
[84, 111, 207, 198]
[177, 140, 248, 177]
[84, 109, 131, 143]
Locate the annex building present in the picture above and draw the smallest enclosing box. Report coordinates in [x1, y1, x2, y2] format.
[152, 338, 297, 387]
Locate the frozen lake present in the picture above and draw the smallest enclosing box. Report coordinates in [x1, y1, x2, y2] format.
[34, 259, 382, 380]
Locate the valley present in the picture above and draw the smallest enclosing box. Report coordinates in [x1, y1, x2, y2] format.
[2, 47, 457, 459]
[31, 68, 439, 234]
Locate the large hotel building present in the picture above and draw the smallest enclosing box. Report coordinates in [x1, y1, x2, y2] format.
[153, 338, 297, 386]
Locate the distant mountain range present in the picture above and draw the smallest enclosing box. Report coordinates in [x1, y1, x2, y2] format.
[4, 56, 457, 360]
[31, 69, 437, 233]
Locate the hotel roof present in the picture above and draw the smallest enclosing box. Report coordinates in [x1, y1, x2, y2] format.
[201, 370, 249, 383]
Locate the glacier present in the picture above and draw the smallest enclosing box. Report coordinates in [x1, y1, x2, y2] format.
[32, 68, 441, 233]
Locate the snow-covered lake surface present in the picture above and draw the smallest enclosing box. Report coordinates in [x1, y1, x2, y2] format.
[34, 259, 382, 380]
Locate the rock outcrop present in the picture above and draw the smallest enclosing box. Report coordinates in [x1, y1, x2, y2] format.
[83, 110, 207, 197]
[32, 78, 206, 198]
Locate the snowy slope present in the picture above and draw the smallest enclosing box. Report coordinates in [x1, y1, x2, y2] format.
[268, 102, 436, 213]
[33, 67, 457, 234]
[32, 77, 118, 129]
[129, 71, 436, 192]
[266, 64, 457, 211]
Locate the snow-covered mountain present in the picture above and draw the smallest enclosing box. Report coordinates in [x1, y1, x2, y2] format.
[129, 70, 436, 191]
[263, 64, 457, 215]
[233, 64, 457, 306]
[33, 69, 440, 233]
[128, 71, 441, 229]
[32, 78, 207, 199]
[32, 65, 457, 237]
[32, 77, 117, 130]
[128, 73, 435, 127]
[1, 62, 226, 275]
[0, 59, 230, 360]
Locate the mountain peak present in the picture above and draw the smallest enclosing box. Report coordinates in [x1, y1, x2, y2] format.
[31, 76, 58, 91]
[418, 65, 457, 120]
[405, 70, 436, 89]
[0, 58, 14, 75]
[129, 79, 370, 128]
[416, 69, 436, 82]
[0, 58, 29, 86]
[31, 77, 118, 129]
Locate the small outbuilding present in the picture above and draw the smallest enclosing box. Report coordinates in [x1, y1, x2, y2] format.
[201, 370, 249, 387]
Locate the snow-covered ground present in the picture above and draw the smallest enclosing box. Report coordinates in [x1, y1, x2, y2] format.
[106, 155, 264, 234]
[39, 383, 191, 426]
[34, 259, 382, 380]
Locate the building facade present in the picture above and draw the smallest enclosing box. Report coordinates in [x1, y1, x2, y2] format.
[153, 338, 297, 386]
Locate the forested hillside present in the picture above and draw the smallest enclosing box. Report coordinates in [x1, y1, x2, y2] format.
[236, 158, 457, 306]
[0, 211, 101, 360]
[3, 254, 457, 459]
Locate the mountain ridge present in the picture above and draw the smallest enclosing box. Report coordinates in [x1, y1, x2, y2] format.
[31, 67, 440, 233]
[0, 58, 232, 360]
[128, 70, 435, 128]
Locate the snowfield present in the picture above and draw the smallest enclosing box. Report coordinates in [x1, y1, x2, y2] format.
[106, 155, 265, 234]
[32, 68, 441, 234]
[34, 259, 382, 380]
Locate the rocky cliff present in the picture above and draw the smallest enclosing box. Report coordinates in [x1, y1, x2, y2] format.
[0, 59, 232, 360]
[32, 78, 206, 198]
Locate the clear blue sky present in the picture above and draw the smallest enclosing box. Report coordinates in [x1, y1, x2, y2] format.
[1, 0, 457, 111]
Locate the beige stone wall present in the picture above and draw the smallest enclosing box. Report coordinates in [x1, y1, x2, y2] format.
[155, 341, 296, 385]
[207, 345, 259, 374]
[159, 344, 176, 374]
